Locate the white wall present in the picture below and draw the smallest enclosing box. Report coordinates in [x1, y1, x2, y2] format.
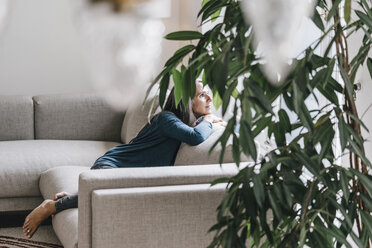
[348, 8, 372, 162]
[0, 0, 201, 96]
[349, 33, 372, 162]
[0, 0, 92, 95]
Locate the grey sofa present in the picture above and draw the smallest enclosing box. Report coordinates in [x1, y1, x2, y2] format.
[0, 94, 124, 212]
[0, 93, 244, 247]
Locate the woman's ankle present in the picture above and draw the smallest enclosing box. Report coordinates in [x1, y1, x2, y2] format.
[44, 200, 57, 215]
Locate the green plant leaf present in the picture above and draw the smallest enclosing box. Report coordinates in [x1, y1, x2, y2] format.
[299, 225, 307, 248]
[200, 2, 228, 22]
[268, 190, 282, 220]
[349, 139, 372, 168]
[145, 67, 170, 103]
[240, 121, 257, 161]
[172, 69, 182, 106]
[367, 58, 372, 79]
[165, 45, 195, 67]
[232, 134, 240, 166]
[356, 10, 372, 30]
[345, 127, 363, 151]
[340, 170, 350, 201]
[248, 81, 273, 114]
[317, 225, 351, 248]
[282, 183, 293, 209]
[344, 0, 351, 24]
[349, 230, 366, 248]
[299, 103, 314, 132]
[360, 211, 372, 236]
[350, 169, 372, 196]
[252, 173, 265, 210]
[312, 8, 325, 31]
[165, 31, 203, 41]
[252, 116, 272, 137]
[159, 72, 170, 108]
[360, 193, 372, 213]
[222, 81, 237, 116]
[212, 88, 222, 110]
[211, 177, 231, 186]
[273, 123, 286, 147]
[295, 151, 320, 178]
[181, 65, 196, 106]
[211, 58, 228, 98]
[278, 109, 291, 133]
[338, 64, 354, 102]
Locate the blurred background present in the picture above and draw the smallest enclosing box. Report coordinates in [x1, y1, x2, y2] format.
[0, 0, 370, 160]
[0, 0, 200, 96]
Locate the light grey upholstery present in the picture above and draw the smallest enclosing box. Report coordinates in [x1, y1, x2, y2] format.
[52, 209, 78, 248]
[39, 166, 89, 200]
[0, 197, 43, 212]
[121, 96, 160, 143]
[1, 92, 252, 248]
[91, 184, 226, 248]
[37, 164, 238, 248]
[40, 166, 87, 248]
[0, 140, 118, 198]
[0, 95, 34, 141]
[175, 124, 253, 165]
[77, 163, 238, 248]
[34, 94, 125, 142]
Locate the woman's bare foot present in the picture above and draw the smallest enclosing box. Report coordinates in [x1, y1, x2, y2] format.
[54, 191, 72, 201]
[22, 200, 56, 239]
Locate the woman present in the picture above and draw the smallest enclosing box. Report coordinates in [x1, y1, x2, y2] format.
[23, 82, 224, 239]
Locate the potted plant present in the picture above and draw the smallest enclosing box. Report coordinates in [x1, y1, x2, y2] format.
[147, 0, 372, 247]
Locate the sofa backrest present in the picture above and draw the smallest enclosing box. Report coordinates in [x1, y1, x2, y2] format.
[0, 95, 34, 141]
[34, 94, 124, 142]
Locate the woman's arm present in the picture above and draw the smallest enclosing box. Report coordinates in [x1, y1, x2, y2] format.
[159, 112, 213, 146]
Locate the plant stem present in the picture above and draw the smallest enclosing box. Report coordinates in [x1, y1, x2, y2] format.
[332, 1, 370, 246]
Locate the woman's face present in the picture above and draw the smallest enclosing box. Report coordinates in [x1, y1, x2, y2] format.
[192, 82, 212, 117]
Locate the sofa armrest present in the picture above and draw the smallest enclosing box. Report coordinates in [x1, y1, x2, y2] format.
[78, 163, 239, 248]
[91, 183, 227, 248]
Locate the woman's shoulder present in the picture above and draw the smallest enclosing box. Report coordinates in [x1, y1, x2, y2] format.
[157, 111, 177, 119]
[154, 111, 182, 124]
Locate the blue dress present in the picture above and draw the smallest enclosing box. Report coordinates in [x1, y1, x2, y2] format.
[91, 111, 213, 168]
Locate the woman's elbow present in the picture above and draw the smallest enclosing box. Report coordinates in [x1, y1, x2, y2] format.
[188, 135, 208, 146]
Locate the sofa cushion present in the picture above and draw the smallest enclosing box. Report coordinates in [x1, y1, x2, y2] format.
[40, 166, 87, 248]
[175, 124, 253, 166]
[121, 97, 160, 143]
[40, 166, 89, 200]
[52, 209, 78, 248]
[0, 140, 118, 198]
[34, 94, 125, 142]
[0, 95, 34, 141]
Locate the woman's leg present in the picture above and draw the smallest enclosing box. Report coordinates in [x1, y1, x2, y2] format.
[55, 194, 78, 213]
[23, 165, 111, 238]
[22, 194, 78, 239]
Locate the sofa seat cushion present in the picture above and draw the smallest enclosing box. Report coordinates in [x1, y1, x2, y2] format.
[40, 166, 86, 248]
[53, 209, 79, 248]
[0, 140, 119, 198]
[40, 166, 89, 200]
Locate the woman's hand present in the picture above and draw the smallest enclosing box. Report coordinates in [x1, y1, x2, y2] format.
[53, 192, 72, 201]
[203, 114, 226, 126]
